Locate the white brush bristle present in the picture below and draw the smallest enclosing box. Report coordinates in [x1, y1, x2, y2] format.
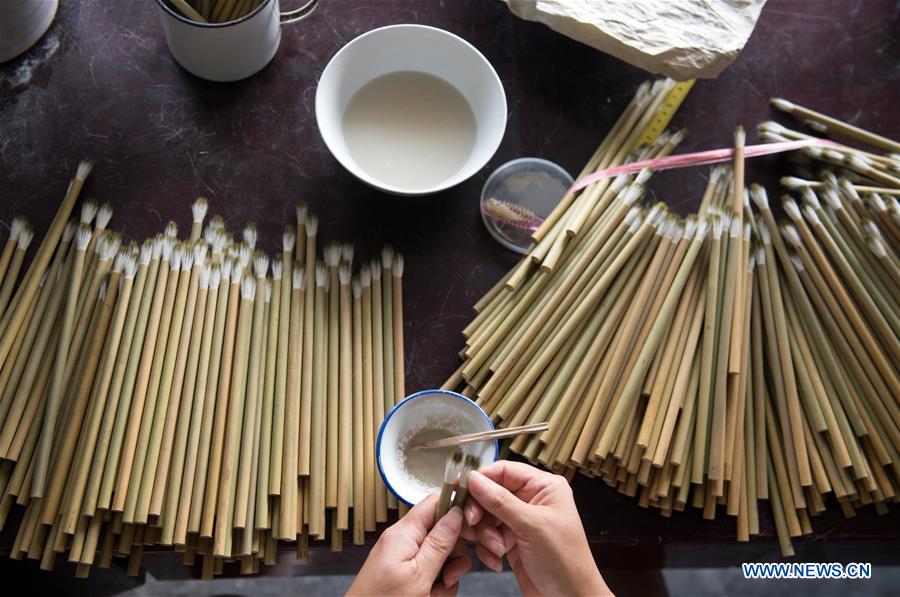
[98, 280, 107, 301]
[265, 280, 272, 302]
[81, 200, 98, 224]
[867, 237, 886, 258]
[140, 240, 153, 264]
[823, 149, 845, 162]
[770, 97, 794, 112]
[9, 216, 26, 241]
[729, 217, 741, 238]
[803, 205, 820, 226]
[16, 225, 33, 249]
[360, 263, 371, 287]
[209, 266, 221, 289]
[339, 262, 351, 285]
[193, 242, 208, 266]
[847, 154, 871, 171]
[254, 253, 269, 278]
[282, 226, 296, 252]
[124, 254, 138, 278]
[294, 265, 305, 290]
[352, 277, 361, 298]
[76, 159, 94, 182]
[782, 225, 802, 247]
[393, 254, 404, 277]
[181, 247, 194, 271]
[342, 243, 354, 264]
[232, 259, 244, 282]
[781, 176, 808, 191]
[694, 220, 709, 239]
[324, 244, 341, 267]
[315, 261, 328, 287]
[239, 244, 251, 268]
[192, 197, 208, 222]
[802, 188, 822, 210]
[243, 223, 257, 249]
[635, 167, 653, 187]
[272, 260, 283, 279]
[165, 221, 178, 239]
[789, 254, 805, 271]
[96, 203, 113, 229]
[749, 185, 769, 211]
[371, 259, 382, 279]
[221, 258, 233, 281]
[200, 264, 211, 289]
[113, 251, 127, 273]
[381, 245, 394, 268]
[210, 229, 228, 254]
[862, 220, 882, 239]
[867, 193, 887, 211]
[782, 198, 801, 221]
[241, 275, 256, 300]
[209, 215, 225, 230]
[171, 245, 184, 270]
[76, 224, 92, 250]
[306, 214, 319, 237]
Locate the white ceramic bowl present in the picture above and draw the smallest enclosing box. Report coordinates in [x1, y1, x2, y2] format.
[377, 390, 498, 506]
[315, 24, 507, 196]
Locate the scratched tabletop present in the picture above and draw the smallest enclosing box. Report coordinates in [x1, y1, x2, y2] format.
[1, 0, 899, 578]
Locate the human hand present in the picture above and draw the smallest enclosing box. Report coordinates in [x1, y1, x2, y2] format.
[461, 460, 612, 597]
[347, 493, 472, 597]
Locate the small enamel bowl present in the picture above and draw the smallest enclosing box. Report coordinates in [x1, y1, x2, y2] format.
[377, 390, 498, 506]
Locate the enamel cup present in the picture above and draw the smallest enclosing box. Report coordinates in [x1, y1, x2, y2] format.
[155, 0, 317, 82]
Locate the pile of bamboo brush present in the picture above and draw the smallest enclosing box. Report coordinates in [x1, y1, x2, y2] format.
[0, 165, 407, 577]
[444, 79, 900, 556]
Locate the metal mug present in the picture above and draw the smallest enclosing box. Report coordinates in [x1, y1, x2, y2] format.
[155, 0, 317, 82]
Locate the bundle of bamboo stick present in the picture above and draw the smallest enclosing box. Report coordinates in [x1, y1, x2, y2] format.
[444, 82, 900, 556]
[168, 0, 266, 24]
[0, 170, 407, 578]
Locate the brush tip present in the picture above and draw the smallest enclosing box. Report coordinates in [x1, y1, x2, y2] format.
[750, 184, 769, 211]
[770, 97, 794, 112]
[352, 276, 361, 298]
[271, 260, 283, 279]
[360, 263, 371, 287]
[315, 261, 328, 287]
[243, 223, 258, 249]
[370, 259, 382, 279]
[282, 226, 296, 251]
[192, 197, 209, 222]
[295, 202, 308, 225]
[209, 265, 222, 289]
[254, 253, 269, 278]
[782, 224, 802, 247]
[339, 262, 352, 285]
[782, 198, 801, 221]
[393, 253, 404, 277]
[81, 199, 98, 224]
[76, 224, 93, 250]
[76, 159, 94, 181]
[16, 224, 33, 249]
[199, 264, 212, 288]
[381, 245, 395, 268]
[165, 221, 178, 239]
[241, 274, 256, 300]
[306, 213, 319, 237]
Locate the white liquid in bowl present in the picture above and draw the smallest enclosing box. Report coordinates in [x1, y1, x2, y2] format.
[342, 71, 477, 191]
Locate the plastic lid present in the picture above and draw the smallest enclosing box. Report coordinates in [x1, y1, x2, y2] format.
[480, 157, 573, 254]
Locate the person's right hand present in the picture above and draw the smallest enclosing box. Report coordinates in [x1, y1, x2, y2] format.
[462, 460, 612, 597]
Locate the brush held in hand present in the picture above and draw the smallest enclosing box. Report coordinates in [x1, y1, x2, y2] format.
[411, 422, 549, 451]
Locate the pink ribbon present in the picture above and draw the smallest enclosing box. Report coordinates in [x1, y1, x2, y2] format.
[567, 138, 844, 195]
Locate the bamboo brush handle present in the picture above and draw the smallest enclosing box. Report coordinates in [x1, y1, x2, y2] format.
[412, 422, 549, 451]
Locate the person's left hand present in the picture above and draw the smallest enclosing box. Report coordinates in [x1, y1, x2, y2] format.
[347, 494, 472, 596]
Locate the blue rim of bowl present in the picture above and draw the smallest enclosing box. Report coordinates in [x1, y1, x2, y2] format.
[376, 389, 498, 507]
[314, 23, 508, 197]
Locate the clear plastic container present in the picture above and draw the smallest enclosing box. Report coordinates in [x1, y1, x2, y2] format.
[480, 157, 573, 254]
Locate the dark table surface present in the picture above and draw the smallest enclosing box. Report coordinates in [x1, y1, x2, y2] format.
[1, 0, 899, 577]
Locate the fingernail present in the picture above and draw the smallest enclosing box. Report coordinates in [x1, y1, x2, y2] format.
[439, 506, 463, 532]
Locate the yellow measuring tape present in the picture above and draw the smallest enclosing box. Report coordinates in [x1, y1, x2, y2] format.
[634, 79, 696, 149]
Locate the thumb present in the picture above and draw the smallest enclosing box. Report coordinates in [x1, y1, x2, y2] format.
[415, 506, 463, 575]
[467, 470, 530, 534]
